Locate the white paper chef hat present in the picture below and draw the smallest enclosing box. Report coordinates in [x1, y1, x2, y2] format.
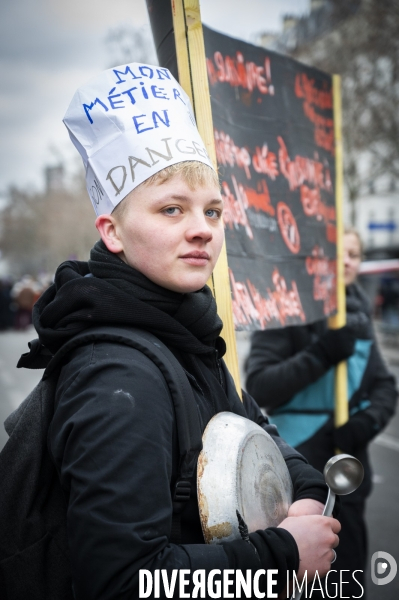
[63, 62, 215, 215]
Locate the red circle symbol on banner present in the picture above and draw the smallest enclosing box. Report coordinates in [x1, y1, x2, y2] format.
[277, 202, 301, 254]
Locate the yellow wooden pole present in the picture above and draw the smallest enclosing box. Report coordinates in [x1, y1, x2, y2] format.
[170, 0, 193, 106]
[171, 0, 242, 393]
[328, 74, 348, 429]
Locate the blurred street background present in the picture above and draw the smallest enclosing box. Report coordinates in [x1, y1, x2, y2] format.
[0, 0, 398, 598]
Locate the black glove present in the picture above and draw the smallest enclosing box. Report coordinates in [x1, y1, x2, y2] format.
[309, 326, 356, 368]
[346, 296, 373, 339]
[333, 412, 377, 454]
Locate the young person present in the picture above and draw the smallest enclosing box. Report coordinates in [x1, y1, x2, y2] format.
[246, 228, 397, 597]
[32, 63, 340, 599]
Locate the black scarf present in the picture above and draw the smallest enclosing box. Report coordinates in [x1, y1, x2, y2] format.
[34, 240, 224, 357]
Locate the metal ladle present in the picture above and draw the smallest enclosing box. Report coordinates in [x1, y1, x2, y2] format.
[322, 453, 364, 517]
[291, 454, 364, 600]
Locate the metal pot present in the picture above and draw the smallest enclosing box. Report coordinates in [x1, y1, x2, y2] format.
[197, 411, 293, 544]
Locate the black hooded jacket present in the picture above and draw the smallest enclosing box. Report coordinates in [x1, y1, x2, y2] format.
[32, 242, 329, 600]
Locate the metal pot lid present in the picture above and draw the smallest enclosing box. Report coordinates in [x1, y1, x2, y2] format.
[197, 411, 293, 545]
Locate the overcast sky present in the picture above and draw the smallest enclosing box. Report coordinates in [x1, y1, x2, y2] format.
[0, 0, 309, 196]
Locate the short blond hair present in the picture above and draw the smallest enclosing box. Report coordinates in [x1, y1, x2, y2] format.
[112, 160, 219, 219]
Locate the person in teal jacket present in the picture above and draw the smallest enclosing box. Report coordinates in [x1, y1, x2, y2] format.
[246, 228, 397, 598]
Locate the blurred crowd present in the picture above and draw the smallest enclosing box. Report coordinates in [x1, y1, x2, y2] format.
[0, 274, 53, 331]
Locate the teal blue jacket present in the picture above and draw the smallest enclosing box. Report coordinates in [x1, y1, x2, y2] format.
[246, 284, 397, 483]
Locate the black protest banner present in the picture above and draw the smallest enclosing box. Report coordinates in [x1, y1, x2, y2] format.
[203, 25, 337, 330]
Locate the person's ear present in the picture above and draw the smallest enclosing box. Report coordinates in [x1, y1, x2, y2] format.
[95, 214, 124, 254]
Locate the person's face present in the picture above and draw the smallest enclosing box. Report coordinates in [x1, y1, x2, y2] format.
[343, 232, 362, 286]
[99, 175, 224, 293]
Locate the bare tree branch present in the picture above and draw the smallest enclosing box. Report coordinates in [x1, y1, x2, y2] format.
[286, 0, 399, 223]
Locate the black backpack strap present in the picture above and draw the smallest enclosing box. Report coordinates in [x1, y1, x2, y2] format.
[46, 325, 203, 543]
